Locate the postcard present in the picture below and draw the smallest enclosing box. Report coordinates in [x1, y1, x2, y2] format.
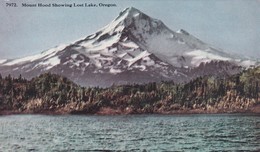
[0, 0, 259, 151]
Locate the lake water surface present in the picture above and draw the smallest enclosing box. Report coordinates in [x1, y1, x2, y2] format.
[0, 114, 259, 151]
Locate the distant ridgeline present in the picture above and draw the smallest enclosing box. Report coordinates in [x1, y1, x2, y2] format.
[0, 66, 260, 115]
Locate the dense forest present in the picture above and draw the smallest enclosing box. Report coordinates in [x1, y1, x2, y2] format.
[0, 66, 260, 115]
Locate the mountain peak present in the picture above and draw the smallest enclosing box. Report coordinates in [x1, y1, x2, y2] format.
[0, 7, 255, 87]
[116, 7, 143, 21]
[124, 7, 140, 13]
[100, 7, 163, 40]
[109, 7, 164, 32]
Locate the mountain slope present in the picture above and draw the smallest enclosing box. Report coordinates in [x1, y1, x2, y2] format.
[0, 7, 256, 87]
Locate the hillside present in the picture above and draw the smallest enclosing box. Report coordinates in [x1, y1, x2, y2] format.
[0, 7, 256, 87]
[0, 66, 260, 115]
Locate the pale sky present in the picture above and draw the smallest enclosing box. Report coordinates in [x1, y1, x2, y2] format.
[0, 0, 259, 59]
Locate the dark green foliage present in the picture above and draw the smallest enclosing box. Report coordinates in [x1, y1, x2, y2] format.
[0, 66, 260, 114]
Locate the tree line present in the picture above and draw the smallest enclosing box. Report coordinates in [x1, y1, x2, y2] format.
[0, 67, 259, 114]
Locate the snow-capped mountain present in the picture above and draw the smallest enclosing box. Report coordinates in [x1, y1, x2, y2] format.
[0, 7, 256, 86]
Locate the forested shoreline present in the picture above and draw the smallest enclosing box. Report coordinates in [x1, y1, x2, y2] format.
[0, 66, 260, 115]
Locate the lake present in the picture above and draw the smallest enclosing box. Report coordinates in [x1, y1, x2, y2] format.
[0, 114, 259, 151]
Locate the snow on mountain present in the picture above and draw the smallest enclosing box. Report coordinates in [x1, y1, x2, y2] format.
[185, 50, 231, 66]
[0, 7, 257, 86]
[86, 7, 250, 68]
[0, 59, 7, 64]
[3, 45, 66, 67]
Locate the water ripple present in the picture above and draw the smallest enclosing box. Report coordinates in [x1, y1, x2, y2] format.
[0, 114, 259, 151]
